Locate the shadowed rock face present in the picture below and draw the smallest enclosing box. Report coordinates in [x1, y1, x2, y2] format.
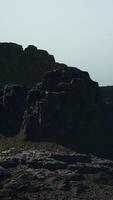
[40, 67, 100, 105]
[0, 84, 27, 135]
[0, 43, 113, 152]
[22, 67, 102, 142]
[22, 67, 113, 152]
[100, 86, 113, 104]
[0, 42, 55, 87]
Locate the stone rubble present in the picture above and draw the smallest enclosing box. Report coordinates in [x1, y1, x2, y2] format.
[0, 148, 113, 199]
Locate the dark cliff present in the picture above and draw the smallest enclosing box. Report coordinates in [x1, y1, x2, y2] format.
[0, 43, 113, 200]
[0, 42, 56, 87]
[100, 86, 113, 104]
[23, 67, 101, 140]
[0, 43, 113, 153]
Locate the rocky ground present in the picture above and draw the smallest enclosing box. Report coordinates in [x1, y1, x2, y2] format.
[0, 148, 113, 199]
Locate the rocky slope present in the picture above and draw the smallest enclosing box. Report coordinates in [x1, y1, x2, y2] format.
[0, 44, 113, 199]
[0, 148, 113, 200]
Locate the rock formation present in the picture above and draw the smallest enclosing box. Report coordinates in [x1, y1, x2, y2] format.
[0, 84, 27, 135]
[0, 42, 55, 87]
[0, 43, 113, 152]
[21, 66, 113, 152]
[1, 43, 113, 200]
[22, 67, 102, 144]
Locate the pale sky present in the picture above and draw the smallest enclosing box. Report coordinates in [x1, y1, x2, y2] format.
[0, 0, 113, 86]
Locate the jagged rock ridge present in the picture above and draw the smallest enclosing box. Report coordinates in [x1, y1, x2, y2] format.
[23, 67, 102, 143]
[0, 42, 55, 87]
[0, 43, 112, 152]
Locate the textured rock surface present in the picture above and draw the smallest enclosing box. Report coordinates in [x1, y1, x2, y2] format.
[0, 148, 113, 199]
[22, 67, 102, 142]
[0, 43, 113, 152]
[21, 67, 113, 152]
[0, 84, 27, 135]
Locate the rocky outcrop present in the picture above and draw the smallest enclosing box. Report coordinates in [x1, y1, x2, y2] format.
[21, 66, 113, 152]
[0, 43, 113, 152]
[0, 42, 56, 87]
[22, 67, 102, 143]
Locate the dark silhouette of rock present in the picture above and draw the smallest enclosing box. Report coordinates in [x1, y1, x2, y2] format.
[0, 42, 56, 87]
[20, 65, 113, 152]
[22, 67, 102, 142]
[0, 84, 27, 135]
[100, 86, 113, 104]
[0, 43, 113, 152]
